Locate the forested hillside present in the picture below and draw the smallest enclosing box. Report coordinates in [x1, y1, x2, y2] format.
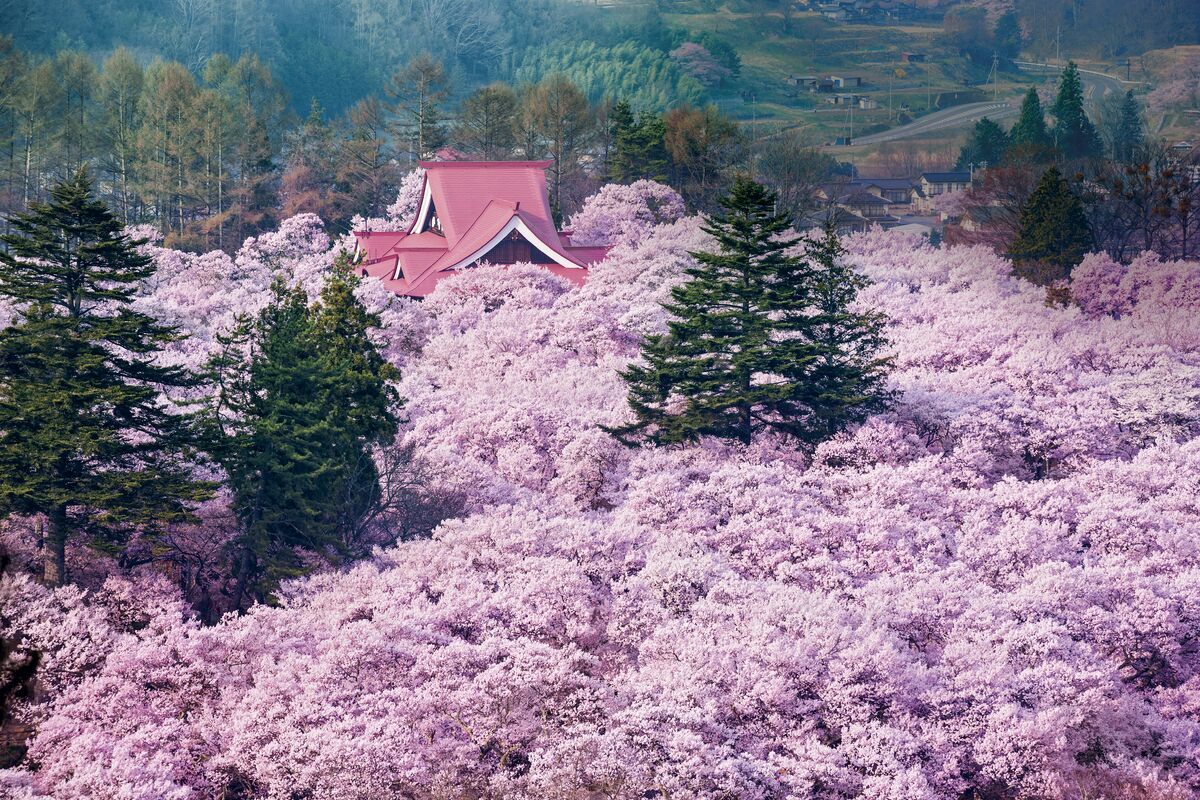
[0, 0, 685, 114]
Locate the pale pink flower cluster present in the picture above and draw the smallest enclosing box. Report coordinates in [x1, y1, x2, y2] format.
[566, 179, 686, 247]
[1146, 53, 1200, 113]
[4, 204, 1200, 799]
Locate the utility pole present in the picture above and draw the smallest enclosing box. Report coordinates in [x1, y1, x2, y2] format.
[990, 52, 1000, 101]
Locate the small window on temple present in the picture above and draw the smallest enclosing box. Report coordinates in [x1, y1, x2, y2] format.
[423, 200, 444, 235]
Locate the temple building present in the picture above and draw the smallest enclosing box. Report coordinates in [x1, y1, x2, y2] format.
[352, 160, 609, 297]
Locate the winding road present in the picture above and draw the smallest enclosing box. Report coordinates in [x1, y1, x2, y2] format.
[850, 101, 1017, 145]
[846, 63, 1133, 146]
[1013, 61, 1129, 106]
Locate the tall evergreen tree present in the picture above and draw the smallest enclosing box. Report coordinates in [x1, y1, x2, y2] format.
[607, 100, 667, 184]
[209, 255, 400, 607]
[610, 178, 891, 448]
[606, 99, 637, 183]
[1111, 89, 1145, 163]
[800, 226, 894, 442]
[0, 171, 212, 586]
[1052, 62, 1103, 160]
[956, 117, 1009, 171]
[1008, 166, 1094, 284]
[1008, 87, 1051, 153]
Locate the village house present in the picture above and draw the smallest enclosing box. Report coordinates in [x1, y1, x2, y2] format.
[817, 177, 917, 215]
[836, 190, 898, 223]
[826, 93, 862, 106]
[353, 161, 609, 297]
[919, 171, 971, 197]
[801, 206, 873, 235]
[912, 171, 971, 213]
[861, 178, 916, 203]
[785, 74, 821, 90]
[816, 3, 848, 20]
[959, 204, 1005, 233]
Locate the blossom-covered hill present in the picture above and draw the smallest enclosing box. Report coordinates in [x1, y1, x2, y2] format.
[3, 183, 1200, 799]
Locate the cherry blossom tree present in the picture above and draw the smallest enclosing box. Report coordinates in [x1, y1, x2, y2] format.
[3, 189, 1200, 799]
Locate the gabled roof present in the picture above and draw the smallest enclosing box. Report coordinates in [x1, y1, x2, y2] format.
[353, 161, 606, 297]
[838, 190, 891, 206]
[921, 171, 971, 183]
[858, 177, 917, 190]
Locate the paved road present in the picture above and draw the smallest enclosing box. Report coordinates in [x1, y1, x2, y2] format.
[850, 101, 1017, 145]
[1014, 61, 1130, 106]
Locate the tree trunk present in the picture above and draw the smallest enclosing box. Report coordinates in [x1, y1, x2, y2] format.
[42, 505, 68, 586]
[230, 546, 257, 612]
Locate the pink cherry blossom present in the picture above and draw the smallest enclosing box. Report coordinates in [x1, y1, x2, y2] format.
[4, 190, 1200, 800]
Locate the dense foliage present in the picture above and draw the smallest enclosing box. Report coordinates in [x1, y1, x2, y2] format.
[1, 176, 1200, 797]
[206, 258, 401, 610]
[513, 40, 705, 112]
[0, 172, 211, 586]
[1008, 166, 1095, 284]
[613, 180, 890, 447]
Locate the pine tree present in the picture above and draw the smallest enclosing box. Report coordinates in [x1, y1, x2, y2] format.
[0, 170, 212, 586]
[1052, 62, 1103, 160]
[1008, 87, 1051, 153]
[608, 100, 668, 184]
[1008, 166, 1094, 284]
[1111, 90, 1145, 163]
[209, 255, 400, 607]
[606, 99, 637, 182]
[956, 117, 1009, 170]
[801, 227, 894, 442]
[610, 178, 891, 448]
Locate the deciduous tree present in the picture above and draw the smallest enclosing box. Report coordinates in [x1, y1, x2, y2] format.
[454, 83, 517, 160]
[387, 52, 449, 160]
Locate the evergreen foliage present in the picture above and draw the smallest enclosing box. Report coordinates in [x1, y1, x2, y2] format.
[0, 171, 213, 585]
[610, 178, 891, 448]
[513, 40, 705, 112]
[1052, 62, 1103, 160]
[956, 117, 1009, 170]
[1008, 87, 1052, 152]
[1008, 166, 1094, 283]
[208, 255, 400, 606]
[607, 99, 668, 183]
[1111, 90, 1145, 163]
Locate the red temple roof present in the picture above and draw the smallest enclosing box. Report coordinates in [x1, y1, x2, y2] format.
[353, 161, 607, 297]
